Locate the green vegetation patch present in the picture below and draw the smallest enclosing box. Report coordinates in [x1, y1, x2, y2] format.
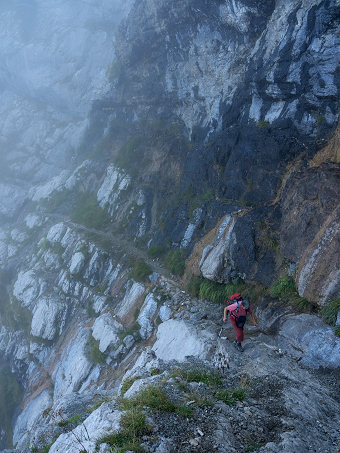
[214, 386, 247, 405]
[121, 377, 140, 396]
[57, 414, 84, 428]
[121, 385, 193, 418]
[320, 299, 340, 326]
[256, 120, 270, 129]
[98, 408, 150, 453]
[147, 246, 167, 259]
[129, 259, 152, 282]
[164, 249, 185, 276]
[71, 193, 111, 229]
[0, 366, 22, 448]
[270, 274, 310, 311]
[321, 299, 340, 336]
[87, 334, 107, 364]
[114, 136, 143, 171]
[172, 367, 223, 387]
[187, 276, 267, 304]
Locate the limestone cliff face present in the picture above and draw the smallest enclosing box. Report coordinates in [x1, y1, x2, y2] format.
[85, 0, 340, 301]
[0, 1, 340, 451]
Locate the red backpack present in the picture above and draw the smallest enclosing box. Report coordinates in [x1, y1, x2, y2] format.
[227, 294, 248, 328]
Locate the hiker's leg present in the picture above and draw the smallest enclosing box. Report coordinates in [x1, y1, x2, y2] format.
[230, 317, 244, 342]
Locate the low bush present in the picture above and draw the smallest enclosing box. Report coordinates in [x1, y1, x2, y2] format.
[147, 246, 167, 259]
[71, 193, 111, 229]
[129, 259, 152, 282]
[164, 249, 185, 276]
[87, 335, 106, 364]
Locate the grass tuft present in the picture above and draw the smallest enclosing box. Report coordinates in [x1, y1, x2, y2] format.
[320, 299, 340, 326]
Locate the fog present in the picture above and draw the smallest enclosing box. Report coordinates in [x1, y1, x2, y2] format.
[0, 1, 133, 448]
[0, 0, 132, 217]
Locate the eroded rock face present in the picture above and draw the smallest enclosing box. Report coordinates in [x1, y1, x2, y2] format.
[281, 163, 340, 304]
[199, 212, 255, 283]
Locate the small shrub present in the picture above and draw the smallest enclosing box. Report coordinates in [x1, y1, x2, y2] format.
[87, 335, 106, 364]
[114, 136, 143, 171]
[129, 260, 152, 282]
[147, 246, 167, 259]
[164, 249, 186, 276]
[172, 367, 223, 387]
[320, 299, 340, 326]
[150, 368, 162, 376]
[71, 193, 111, 229]
[174, 404, 193, 418]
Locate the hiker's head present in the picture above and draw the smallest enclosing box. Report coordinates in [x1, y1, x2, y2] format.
[230, 293, 242, 301]
[241, 299, 250, 309]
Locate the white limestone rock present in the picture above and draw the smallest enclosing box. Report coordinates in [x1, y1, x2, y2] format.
[159, 305, 172, 322]
[13, 390, 52, 450]
[13, 270, 40, 308]
[31, 296, 67, 340]
[53, 328, 93, 400]
[49, 403, 121, 453]
[25, 214, 43, 229]
[199, 215, 236, 281]
[46, 223, 67, 244]
[91, 313, 122, 353]
[69, 251, 86, 275]
[137, 293, 158, 339]
[29, 170, 71, 201]
[97, 165, 131, 215]
[152, 319, 215, 362]
[277, 314, 340, 369]
[114, 282, 145, 319]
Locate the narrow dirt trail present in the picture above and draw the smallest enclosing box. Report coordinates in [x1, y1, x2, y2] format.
[48, 214, 176, 281]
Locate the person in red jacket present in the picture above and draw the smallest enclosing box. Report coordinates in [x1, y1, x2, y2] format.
[223, 293, 258, 351]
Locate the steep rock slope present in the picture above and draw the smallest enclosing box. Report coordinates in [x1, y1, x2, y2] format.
[0, 0, 339, 451]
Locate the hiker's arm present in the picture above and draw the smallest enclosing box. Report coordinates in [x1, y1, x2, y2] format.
[248, 307, 258, 327]
[251, 312, 258, 327]
[223, 307, 229, 322]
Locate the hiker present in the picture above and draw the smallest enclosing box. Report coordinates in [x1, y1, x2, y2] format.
[223, 293, 258, 351]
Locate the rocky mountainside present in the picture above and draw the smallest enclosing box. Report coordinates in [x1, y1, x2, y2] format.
[0, 0, 339, 452]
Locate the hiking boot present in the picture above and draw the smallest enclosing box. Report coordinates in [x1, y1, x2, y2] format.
[233, 340, 243, 352]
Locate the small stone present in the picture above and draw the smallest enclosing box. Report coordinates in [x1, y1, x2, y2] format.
[197, 428, 204, 436]
[189, 439, 199, 446]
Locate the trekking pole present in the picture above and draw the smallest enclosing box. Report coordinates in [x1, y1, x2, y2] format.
[218, 320, 225, 338]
